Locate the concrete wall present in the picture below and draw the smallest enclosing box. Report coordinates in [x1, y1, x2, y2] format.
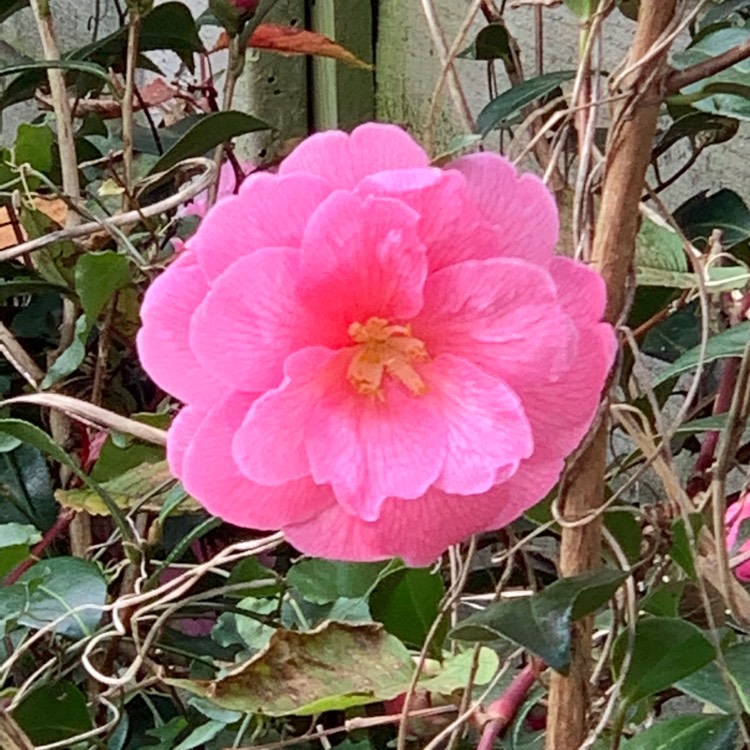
[376, 1, 750, 211]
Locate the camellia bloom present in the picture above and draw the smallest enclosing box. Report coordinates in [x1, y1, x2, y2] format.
[726, 493, 750, 581]
[137, 123, 616, 566]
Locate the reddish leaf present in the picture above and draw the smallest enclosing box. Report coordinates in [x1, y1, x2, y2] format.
[214, 24, 373, 69]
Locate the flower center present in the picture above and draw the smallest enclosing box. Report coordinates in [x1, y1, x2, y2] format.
[347, 317, 429, 399]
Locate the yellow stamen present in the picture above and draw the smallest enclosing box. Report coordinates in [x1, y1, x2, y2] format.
[347, 317, 429, 399]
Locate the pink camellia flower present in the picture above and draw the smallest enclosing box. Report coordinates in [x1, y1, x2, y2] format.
[726, 493, 750, 581]
[137, 123, 616, 566]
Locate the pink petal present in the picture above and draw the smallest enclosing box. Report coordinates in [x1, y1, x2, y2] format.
[551, 256, 608, 327]
[190, 248, 334, 393]
[279, 123, 430, 189]
[137, 254, 224, 407]
[167, 405, 207, 477]
[423, 354, 533, 495]
[515, 322, 616, 462]
[232, 347, 338, 487]
[449, 153, 559, 265]
[284, 482, 538, 567]
[306, 368, 447, 522]
[188, 171, 332, 280]
[356, 168, 501, 271]
[413, 258, 576, 391]
[298, 191, 428, 327]
[181, 391, 334, 529]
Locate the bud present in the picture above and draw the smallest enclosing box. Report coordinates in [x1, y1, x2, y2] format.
[209, 0, 259, 36]
[726, 493, 750, 581]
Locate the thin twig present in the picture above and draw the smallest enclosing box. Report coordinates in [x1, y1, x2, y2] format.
[666, 37, 750, 93]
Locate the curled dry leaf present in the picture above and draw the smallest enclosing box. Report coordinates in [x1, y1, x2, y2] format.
[214, 24, 373, 70]
[56, 460, 201, 516]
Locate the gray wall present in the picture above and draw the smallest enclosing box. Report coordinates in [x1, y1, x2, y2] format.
[376, 1, 750, 211]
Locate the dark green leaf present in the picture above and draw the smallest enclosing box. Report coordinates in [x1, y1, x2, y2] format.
[477, 71, 576, 135]
[150, 111, 270, 173]
[0, 419, 134, 544]
[675, 188, 750, 248]
[0, 0, 27, 24]
[641, 301, 700, 362]
[621, 715, 737, 750]
[656, 111, 739, 155]
[677, 640, 750, 713]
[459, 23, 512, 61]
[15, 556, 107, 638]
[640, 582, 685, 618]
[603, 511, 642, 565]
[13, 682, 92, 745]
[288, 558, 398, 605]
[0, 522, 40, 578]
[703, 0, 750, 26]
[227, 557, 282, 598]
[370, 566, 445, 651]
[41, 314, 87, 388]
[667, 515, 704, 579]
[14, 124, 54, 175]
[75, 2, 204, 72]
[450, 569, 628, 672]
[613, 617, 715, 705]
[653, 321, 750, 384]
[75, 250, 131, 321]
[0, 443, 56, 530]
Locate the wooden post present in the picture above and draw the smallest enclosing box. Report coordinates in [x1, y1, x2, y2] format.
[545, 4, 679, 748]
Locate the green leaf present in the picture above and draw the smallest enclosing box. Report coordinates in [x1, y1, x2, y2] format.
[476, 71, 576, 135]
[150, 111, 270, 173]
[288, 558, 398, 605]
[0, 522, 40, 578]
[621, 715, 738, 750]
[226, 557, 282, 598]
[674, 188, 750, 249]
[369, 566, 445, 650]
[564, 0, 602, 18]
[14, 123, 54, 175]
[667, 515, 704, 579]
[0, 443, 56, 530]
[702, 0, 750, 26]
[677, 640, 750, 713]
[419, 647, 500, 693]
[672, 28, 750, 120]
[603, 511, 642, 565]
[14, 556, 107, 638]
[75, 250, 130, 321]
[652, 321, 750, 384]
[172, 720, 226, 750]
[613, 617, 715, 705]
[450, 569, 628, 673]
[13, 682, 92, 745]
[41, 314, 87, 388]
[167, 621, 417, 716]
[459, 23, 513, 62]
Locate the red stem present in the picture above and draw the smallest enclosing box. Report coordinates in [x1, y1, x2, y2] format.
[5, 510, 75, 585]
[477, 661, 540, 750]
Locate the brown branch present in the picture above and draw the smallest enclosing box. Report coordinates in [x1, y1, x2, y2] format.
[545, 3, 679, 749]
[666, 38, 750, 94]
